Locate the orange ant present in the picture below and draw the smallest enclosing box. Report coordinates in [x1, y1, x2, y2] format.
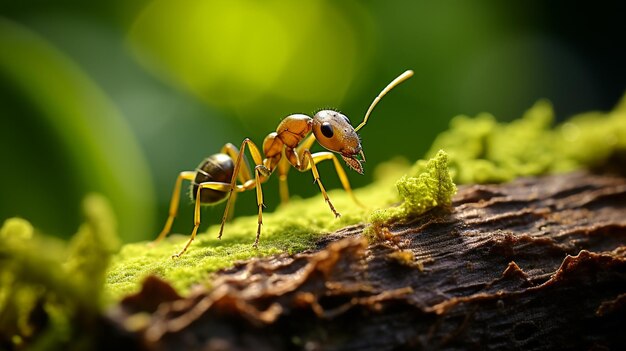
[153, 70, 414, 257]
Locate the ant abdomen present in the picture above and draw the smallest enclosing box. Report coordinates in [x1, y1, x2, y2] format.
[191, 153, 234, 204]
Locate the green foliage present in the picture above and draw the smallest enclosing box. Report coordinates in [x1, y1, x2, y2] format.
[0, 18, 156, 241]
[427, 98, 626, 184]
[0, 195, 119, 350]
[366, 150, 457, 237]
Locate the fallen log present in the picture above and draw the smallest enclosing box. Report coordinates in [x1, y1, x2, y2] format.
[107, 171, 626, 350]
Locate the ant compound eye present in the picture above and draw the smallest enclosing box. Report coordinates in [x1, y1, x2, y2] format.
[321, 122, 334, 138]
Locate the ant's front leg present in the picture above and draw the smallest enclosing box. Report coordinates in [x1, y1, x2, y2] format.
[309, 151, 365, 208]
[301, 150, 341, 218]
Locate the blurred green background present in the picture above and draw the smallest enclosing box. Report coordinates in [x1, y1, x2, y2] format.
[1, 0, 624, 242]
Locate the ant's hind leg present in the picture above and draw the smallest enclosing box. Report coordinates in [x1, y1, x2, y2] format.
[172, 181, 231, 258]
[152, 171, 196, 245]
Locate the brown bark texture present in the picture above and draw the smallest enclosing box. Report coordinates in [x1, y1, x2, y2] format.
[105, 172, 626, 351]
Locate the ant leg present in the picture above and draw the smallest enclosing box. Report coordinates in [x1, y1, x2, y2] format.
[221, 143, 252, 183]
[220, 143, 256, 220]
[252, 166, 266, 247]
[227, 172, 264, 247]
[224, 190, 238, 221]
[302, 150, 341, 218]
[309, 151, 366, 208]
[219, 139, 268, 243]
[277, 157, 291, 204]
[172, 181, 231, 258]
[152, 171, 196, 245]
[296, 134, 317, 154]
[219, 141, 266, 247]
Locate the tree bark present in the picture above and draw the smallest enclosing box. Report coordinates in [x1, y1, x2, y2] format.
[107, 171, 626, 351]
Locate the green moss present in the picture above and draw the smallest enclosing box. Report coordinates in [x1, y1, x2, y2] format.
[105, 152, 454, 301]
[428, 97, 626, 184]
[0, 194, 119, 350]
[104, 159, 409, 301]
[366, 150, 457, 237]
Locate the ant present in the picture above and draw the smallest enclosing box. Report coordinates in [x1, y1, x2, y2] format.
[153, 70, 414, 257]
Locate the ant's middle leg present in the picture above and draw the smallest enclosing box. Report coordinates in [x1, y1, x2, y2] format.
[173, 181, 236, 258]
[219, 139, 269, 246]
[173, 179, 259, 258]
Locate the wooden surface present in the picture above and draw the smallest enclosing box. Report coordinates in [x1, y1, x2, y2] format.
[106, 172, 626, 350]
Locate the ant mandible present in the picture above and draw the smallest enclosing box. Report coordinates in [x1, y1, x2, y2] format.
[153, 70, 414, 257]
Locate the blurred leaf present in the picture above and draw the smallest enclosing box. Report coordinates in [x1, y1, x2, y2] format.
[0, 17, 156, 241]
[127, 0, 374, 119]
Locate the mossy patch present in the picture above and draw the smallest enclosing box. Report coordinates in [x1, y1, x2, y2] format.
[0, 194, 119, 350]
[366, 150, 457, 237]
[104, 159, 409, 301]
[428, 97, 626, 184]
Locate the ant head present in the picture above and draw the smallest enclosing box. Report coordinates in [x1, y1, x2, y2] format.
[312, 110, 365, 174]
[309, 70, 413, 175]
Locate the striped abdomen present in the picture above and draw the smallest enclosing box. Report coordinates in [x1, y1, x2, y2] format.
[191, 153, 234, 204]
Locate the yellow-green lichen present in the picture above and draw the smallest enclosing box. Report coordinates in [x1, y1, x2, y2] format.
[428, 97, 626, 184]
[366, 150, 457, 237]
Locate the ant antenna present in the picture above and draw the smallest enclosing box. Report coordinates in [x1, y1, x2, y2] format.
[355, 70, 414, 132]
